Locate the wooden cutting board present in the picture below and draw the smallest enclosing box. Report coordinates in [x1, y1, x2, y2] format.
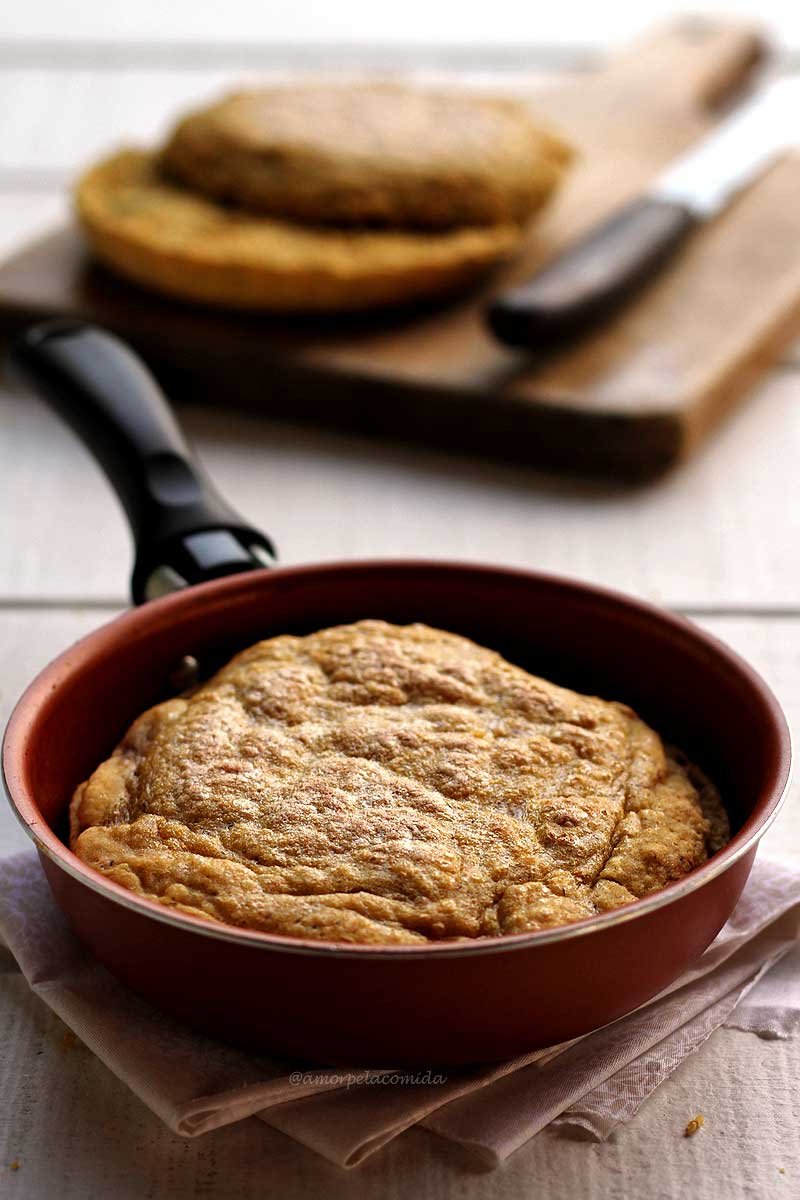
[2, 19, 800, 480]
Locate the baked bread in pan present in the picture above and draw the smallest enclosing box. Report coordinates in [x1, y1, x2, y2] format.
[160, 82, 572, 230]
[70, 621, 728, 945]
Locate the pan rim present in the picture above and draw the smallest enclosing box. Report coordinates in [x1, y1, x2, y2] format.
[3, 557, 793, 961]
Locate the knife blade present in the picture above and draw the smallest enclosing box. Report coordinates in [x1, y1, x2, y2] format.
[487, 77, 800, 350]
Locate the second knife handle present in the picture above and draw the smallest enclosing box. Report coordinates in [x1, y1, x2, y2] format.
[487, 197, 698, 349]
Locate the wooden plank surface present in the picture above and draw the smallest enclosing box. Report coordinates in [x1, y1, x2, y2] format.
[2, 20, 800, 1199]
[2, 1, 800, 55]
[3, 362, 800, 608]
[0, 970, 797, 1200]
[0, 197, 66, 262]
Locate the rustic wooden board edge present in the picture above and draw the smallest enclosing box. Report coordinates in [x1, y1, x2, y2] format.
[0, 269, 682, 483]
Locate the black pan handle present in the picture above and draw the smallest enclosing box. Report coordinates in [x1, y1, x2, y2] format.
[8, 319, 276, 604]
[486, 197, 698, 348]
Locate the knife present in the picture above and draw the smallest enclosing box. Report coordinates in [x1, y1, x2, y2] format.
[487, 77, 800, 349]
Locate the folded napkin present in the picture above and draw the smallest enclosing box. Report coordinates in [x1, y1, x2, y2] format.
[1, 850, 799, 1169]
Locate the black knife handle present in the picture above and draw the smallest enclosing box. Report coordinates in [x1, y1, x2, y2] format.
[8, 320, 276, 604]
[487, 197, 698, 349]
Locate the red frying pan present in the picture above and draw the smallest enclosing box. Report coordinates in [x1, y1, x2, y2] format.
[2, 321, 792, 1066]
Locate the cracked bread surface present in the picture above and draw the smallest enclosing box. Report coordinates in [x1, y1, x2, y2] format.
[70, 620, 728, 945]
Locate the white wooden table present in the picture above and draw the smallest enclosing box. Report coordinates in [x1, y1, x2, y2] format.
[2, 18, 800, 1199]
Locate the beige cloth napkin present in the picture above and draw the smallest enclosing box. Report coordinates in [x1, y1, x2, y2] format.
[1, 850, 799, 1169]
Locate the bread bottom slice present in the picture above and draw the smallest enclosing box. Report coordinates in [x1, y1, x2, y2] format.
[76, 150, 527, 312]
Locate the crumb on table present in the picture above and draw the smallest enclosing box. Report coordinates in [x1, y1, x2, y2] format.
[684, 1114, 705, 1137]
[9, 1160, 21, 1171]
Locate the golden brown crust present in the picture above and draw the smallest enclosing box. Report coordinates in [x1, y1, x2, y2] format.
[70, 621, 728, 945]
[75, 149, 524, 312]
[160, 82, 571, 230]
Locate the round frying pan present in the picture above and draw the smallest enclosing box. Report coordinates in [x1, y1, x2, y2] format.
[3, 320, 792, 1066]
